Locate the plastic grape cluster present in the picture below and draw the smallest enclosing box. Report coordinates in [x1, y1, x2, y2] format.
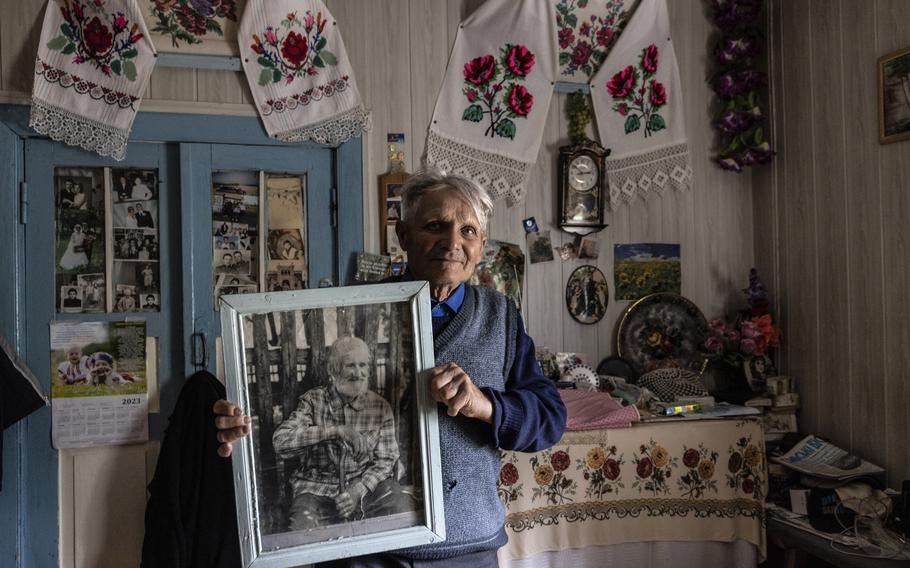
[567, 91, 592, 144]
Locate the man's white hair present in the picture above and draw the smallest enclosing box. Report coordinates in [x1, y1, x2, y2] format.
[327, 336, 371, 377]
[399, 169, 495, 233]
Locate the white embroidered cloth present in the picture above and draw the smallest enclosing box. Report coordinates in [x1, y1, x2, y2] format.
[426, 0, 558, 205]
[239, 0, 368, 146]
[590, 0, 693, 208]
[30, 0, 157, 160]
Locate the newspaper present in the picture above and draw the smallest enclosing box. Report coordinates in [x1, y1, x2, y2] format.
[772, 435, 885, 481]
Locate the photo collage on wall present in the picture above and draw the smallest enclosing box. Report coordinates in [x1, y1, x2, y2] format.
[111, 169, 161, 312]
[55, 167, 162, 314]
[265, 174, 307, 292]
[56, 168, 106, 314]
[212, 171, 261, 306]
[211, 171, 309, 307]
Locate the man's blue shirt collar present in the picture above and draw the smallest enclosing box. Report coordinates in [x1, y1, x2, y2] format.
[400, 272, 465, 316]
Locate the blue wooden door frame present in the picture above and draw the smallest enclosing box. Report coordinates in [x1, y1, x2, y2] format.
[0, 104, 363, 568]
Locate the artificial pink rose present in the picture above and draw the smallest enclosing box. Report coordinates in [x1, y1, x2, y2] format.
[704, 336, 723, 354]
[281, 31, 309, 68]
[505, 44, 535, 77]
[571, 41, 593, 66]
[84, 17, 114, 55]
[683, 448, 700, 469]
[728, 452, 743, 473]
[636, 457, 653, 478]
[463, 54, 496, 86]
[500, 463, 519, 486]
[551, 450, 571, 471]
[650, 80, 667, 106]
[740, 338, 757, 355]
[507, 84, 534, 116]
[642, 44, 659, 73]
[607, 65, 636, 98]
[740, 320, 760, 339]
[558, 27, 575, 49]
[603, 458, 621, 480]
[725, 329, 740, 342]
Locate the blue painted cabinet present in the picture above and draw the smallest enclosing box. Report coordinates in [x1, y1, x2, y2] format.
[0, 106, 363, 567]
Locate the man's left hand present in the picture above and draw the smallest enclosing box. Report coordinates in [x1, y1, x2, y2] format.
[335, 482, 367, 519]
[428, 363, 493, 423]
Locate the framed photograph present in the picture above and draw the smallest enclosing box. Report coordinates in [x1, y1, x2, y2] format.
[220, 282, 445, 567]
[379, 172, 410, 257]
[879, 46, 910, 144]
[565, 265, 609, 324]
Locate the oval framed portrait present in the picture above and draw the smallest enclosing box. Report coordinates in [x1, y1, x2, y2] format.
[566, 265, 608, 324]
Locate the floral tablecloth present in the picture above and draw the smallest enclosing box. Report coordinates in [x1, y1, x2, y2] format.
[498, 417, 766, 561]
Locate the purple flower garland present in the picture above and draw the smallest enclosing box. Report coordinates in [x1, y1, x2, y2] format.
[709, 0, 774, 172]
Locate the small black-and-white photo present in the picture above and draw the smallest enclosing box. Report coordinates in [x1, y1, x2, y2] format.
[141, 293, 160, 311]
[77, 273, 106, 313]
[114, 284, 139, 313]
[56, 168, 104, 211]
[215, 249, 252, 275]
[60, 285, 83, 313]
[112, 201, 158, 229]
[114, 229, 159, 261]
[112, 168, 158, 203]
[266, 270, 305, 291]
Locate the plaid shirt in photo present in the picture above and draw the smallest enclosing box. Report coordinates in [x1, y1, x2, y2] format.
[273, 385, 399, 498]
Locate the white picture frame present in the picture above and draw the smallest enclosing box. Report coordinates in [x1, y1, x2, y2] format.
[220, 281, 445, 567]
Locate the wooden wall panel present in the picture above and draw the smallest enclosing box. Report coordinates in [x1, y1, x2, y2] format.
[196, 70, 246, 105]
[0, 0, 42, 95]
[759, 0, 910, 486]
[810, 1, 851, 448]
[876, 0, 910, 485]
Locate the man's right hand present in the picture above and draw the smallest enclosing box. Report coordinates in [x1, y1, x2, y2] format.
[336, 426, 368, 458]
[214, 399, 251, 458]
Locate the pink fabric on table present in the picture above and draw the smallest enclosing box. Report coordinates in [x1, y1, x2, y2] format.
[560, 389, 641, 431]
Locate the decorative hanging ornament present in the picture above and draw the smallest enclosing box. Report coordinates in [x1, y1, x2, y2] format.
[239, 0, 368, 146]
[30, 0, 157, 160]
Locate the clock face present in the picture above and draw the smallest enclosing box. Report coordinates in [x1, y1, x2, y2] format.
[568, 155, 598, 192]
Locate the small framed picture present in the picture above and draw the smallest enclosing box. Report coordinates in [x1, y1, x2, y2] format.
[878, 45, 910, 144]
[220, 282, 445, 566]
[565, 265, 609, 324]
[379, 172, 410, 257]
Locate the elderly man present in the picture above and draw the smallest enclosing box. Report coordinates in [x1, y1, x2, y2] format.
[274, 336, 412, 529]
[215, 170, 567, 567]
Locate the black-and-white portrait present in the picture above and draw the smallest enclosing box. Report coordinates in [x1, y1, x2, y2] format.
[239, 301, 423, 549]
[111, 168, 158, 203]
[113, 229, 159, 261]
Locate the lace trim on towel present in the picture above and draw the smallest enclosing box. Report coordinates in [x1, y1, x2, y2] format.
[606, 142, 693, 209]
[29, 98, 129, 161]
[276, 105, 370, 147]
[426, 130, 531, 205]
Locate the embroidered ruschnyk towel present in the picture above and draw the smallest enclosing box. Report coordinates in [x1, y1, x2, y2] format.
[239, 0, 368, 146]
[30, 0, 156, 160]
[589, 0, 693, 208]
[426, 0, 558, 205]
[555, 0, 641, 84]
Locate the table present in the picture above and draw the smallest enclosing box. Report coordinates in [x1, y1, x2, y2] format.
[768, 516, 910, 568]
[497, 417, 767, 566]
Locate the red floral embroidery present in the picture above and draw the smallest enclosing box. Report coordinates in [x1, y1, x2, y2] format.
[500, 462, 519, 486]
[152, 0, 238, 48]
[46, 1, 144, 79]
[461, 44, 536, 140]
[608, 44, 668, 137]
[251, 10, 337, 86]
[607, 65, 636, 98]
[556, 0, 635, 78]
[550, 450, 571, 471]
[463, 55, 496, 85]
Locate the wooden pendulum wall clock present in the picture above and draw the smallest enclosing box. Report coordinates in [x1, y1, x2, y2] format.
[558, 92, 608, 235]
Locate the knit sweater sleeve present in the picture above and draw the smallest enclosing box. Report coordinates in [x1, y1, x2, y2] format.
[482, 312, 567, 452]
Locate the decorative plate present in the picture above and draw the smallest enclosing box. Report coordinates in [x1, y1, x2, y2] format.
[563, 364, 599, 391]
[565, 265, 608, 324]
[616, 292, 708, 376]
